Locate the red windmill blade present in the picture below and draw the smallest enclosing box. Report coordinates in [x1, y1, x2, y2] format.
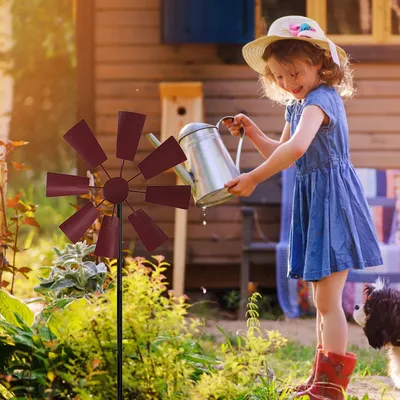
[46, 111, 191, 257]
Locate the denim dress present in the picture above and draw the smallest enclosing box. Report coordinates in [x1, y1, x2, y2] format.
[285, 84, 383, 281]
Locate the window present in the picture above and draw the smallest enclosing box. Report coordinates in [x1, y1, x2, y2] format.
[258, 0, 398, 44]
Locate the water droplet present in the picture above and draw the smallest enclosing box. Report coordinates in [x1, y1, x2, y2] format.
[201, 206, 207, 226]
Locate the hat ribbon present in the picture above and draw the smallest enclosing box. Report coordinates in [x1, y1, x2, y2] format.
[288, 23, 341, 67]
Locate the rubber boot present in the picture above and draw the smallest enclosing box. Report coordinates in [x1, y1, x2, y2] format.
[295, 350, 357, 400]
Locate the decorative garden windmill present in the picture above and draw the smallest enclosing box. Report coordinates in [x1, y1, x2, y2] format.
[46, 111, 191, 399]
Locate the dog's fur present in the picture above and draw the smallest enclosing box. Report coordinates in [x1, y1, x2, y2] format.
[353, 278, 400, 388]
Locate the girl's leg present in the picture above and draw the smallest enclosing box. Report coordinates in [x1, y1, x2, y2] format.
[293, 282, 322, 392]
[311, 282, 323, 347]
[314, 270, 348, 355]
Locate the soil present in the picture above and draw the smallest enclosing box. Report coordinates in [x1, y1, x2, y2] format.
[204, 318, 400, 400]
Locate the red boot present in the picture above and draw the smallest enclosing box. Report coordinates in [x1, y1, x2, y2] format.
[294, 344, 322, 392]
[295, 350, 357, 400]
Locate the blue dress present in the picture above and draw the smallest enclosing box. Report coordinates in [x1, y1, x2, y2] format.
[285, 84, 383, 281]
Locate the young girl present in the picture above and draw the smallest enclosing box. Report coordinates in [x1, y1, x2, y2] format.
[224, 16, 382, 399]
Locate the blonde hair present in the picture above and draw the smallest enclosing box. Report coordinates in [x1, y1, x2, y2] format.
[259, 39, 354, 104]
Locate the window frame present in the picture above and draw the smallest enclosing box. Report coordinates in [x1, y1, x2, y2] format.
[256, 0, 400, 44]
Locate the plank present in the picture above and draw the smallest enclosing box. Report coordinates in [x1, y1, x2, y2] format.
[347, 116, 400, 132]
[350, 151, 400, 168]
[185, 263, 276, 287]
[345, 97, 400, 115]
[95, 45, 220, 63]
[132, 240, 245, 259]
[349, 133, 400, 150]
[95, 79, 400, 100]
[96, 81, 160, 98]
[95, 64, 259, 81]
[95, 27, 160, 45]
[96, 0, 160, 10]
[94, 98, 285, 116]
[96, 80, 261, 98]
[121, 221, 280, 240]
[95, 63, 400, 81]
[352, 64, 400, 79]
[95, 96, 400, 117]
[96, 113, 400, 136]
[355, 80, 400, 97]
[117, 203, 280, 224]
[96, 114, 161, 132]
[96, 10, 159, 27]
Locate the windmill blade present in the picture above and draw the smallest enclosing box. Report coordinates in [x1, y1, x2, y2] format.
[94, 215, 119, 259]
[138, 136, 186, 180]
[116, 111, 146, 161]
[64, 119, 107, 168]
[128, 208, 168, 253]
[59, 202, 99, 243]
[145, 185, 191, 210]
[46, 172, 90, 197]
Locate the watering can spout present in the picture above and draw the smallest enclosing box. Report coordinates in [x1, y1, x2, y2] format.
[146, 133, 195, 193]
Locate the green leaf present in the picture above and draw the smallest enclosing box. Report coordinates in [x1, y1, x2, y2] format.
[47, 298, 87, 338]
[0, 289, 34, 327]
[50, 278, 76, 290]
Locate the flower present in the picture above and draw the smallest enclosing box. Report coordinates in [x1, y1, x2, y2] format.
[289, 22, 316, 38]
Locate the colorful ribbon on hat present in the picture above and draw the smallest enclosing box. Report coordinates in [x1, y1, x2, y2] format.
[288, 23, 341, 67]
[289, 23, 316, 37]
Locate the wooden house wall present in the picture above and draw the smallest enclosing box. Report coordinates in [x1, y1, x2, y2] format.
[86, 0, 400, 274]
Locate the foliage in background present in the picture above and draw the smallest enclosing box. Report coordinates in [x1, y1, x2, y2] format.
[6, 0, 76, 177]
[0, 140, 41, 296]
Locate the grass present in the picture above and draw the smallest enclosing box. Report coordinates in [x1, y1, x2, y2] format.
[196, 332, 391, 399]
[271, 341, 388, 378]
[200, 333, 388, 380]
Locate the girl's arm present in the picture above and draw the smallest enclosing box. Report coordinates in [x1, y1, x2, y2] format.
[223, 113, 290, 159]
[247, 121, 290, 159]
[250, 105, 324, 184]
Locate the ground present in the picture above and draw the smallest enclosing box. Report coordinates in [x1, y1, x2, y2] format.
[204, 318, 400, 400]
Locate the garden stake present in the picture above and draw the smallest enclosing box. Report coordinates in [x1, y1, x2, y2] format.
[46, 111, 191, 400]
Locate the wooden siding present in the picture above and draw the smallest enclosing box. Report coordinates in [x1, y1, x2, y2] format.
[91, 0, 400, 267]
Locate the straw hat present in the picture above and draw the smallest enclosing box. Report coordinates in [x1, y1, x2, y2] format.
[242, 16, 348, 75]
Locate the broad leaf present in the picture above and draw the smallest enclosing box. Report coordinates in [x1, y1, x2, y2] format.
[0, 289, 34, 327]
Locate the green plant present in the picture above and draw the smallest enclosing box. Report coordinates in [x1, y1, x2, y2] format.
[0, 289, 75, 399]
[223, 289, 241, 311]
[48, 256, 212, 399]
[34, 241, 108, 299]
[192, 293, 290, 399]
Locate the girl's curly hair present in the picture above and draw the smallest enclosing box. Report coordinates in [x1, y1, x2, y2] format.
[259, 39, 354, 104]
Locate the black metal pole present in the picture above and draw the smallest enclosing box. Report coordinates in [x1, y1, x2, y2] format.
[117, 202, 123, 399]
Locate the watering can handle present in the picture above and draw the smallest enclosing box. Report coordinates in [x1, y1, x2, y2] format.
[216, 116, 245, 173]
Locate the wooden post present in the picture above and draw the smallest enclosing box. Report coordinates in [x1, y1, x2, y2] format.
[159, 82, 204, 297]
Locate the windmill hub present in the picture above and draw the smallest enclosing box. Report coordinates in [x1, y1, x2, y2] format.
[102, 177, 129, 204]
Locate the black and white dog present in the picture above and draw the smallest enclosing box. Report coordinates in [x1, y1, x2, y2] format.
[353, 278, 400, 388]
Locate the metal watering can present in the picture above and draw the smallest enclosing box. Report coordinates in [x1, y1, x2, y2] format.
[146, 116, 244, 207]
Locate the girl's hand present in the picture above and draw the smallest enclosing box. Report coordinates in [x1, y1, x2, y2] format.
[224, 172, 258, 197]
[222, 113, 261, 138]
